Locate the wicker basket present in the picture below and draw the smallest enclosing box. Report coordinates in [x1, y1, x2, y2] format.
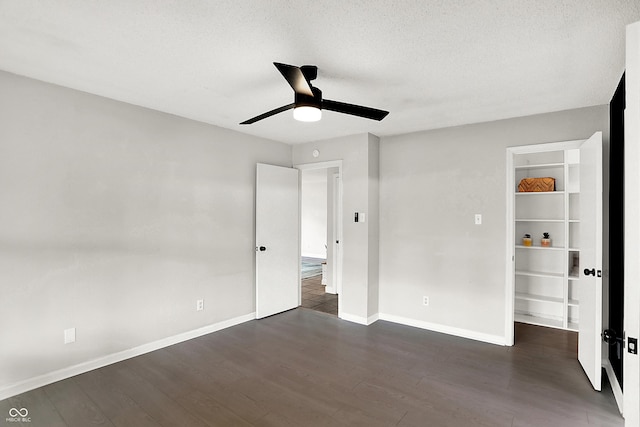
[518, 177, 555, 192]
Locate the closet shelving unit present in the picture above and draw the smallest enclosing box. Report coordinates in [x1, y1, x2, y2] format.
[513, 148, 580, 331]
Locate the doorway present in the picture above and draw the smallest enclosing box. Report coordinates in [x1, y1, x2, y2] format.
[506, 134, 604, 392]
[607, 73, 625, 395]
[297, 161, 343, 317]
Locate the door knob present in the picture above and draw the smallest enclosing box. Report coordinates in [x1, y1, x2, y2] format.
[258, 246, 266, 252]
[602, 329, 623, 345]
[584, 268, 595, 276]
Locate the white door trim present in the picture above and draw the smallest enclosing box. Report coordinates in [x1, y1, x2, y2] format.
[332, 172, 343, 297]
[505, 139, 585, 346]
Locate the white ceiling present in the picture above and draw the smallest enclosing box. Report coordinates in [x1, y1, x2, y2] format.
[0, 1, 638, 144]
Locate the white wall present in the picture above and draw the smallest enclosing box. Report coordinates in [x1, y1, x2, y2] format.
[301, 169, 327, 259]
[0, 71, 291, 395]
[379, 106, 609, 342]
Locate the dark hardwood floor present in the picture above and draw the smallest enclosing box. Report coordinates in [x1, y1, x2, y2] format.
[301, 275, 338, 316]
[1, 310, 622, 426]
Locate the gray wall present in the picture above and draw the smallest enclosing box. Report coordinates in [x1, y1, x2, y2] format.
[0, 71, 291, 391]
[379, 105, 609, 340]
[293, 134, 380, 322]
[367, 134, 380, 316]
[0, 68, 613, 395]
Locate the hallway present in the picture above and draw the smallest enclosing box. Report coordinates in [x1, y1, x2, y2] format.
[301, 274, 338, 316]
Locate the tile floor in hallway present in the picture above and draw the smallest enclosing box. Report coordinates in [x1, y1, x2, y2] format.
[300, 274, 338, 315]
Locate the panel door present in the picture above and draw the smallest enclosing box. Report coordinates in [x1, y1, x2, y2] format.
[255, 163, 299, 319]
[578, 131, 603, 391]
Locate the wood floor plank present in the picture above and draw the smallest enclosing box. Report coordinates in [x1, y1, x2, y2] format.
[109, 410, 164, 427]
[73, 367, 161, 427]
[95, 363, 210, 427]
[229, 376, 339, 426]
[174, 390, 253, 427]
[0, 310, 624, 427]
[0, 388, 67, 427]
[44, 378, 115, 427]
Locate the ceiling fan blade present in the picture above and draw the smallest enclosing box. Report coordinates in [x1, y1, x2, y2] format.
[322, 99, 389, 121]
[239, 103, 295, 125]
[273, 62, 314, 97]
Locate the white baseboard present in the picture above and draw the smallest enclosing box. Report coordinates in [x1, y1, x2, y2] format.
[325, 286, 337, 294]
[603, 358, 624, 414]
[301, 253, 326, 259]
[339, 312, 379, 326]
[0, 312, 256, 401]
[367, 313, 380, 325]
[378, 313, 507, 346]
[339, 312, 368, 325]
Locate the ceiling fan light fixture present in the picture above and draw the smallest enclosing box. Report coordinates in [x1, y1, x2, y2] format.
[293, 105, 322, 122]
[239, 62, 389, 125]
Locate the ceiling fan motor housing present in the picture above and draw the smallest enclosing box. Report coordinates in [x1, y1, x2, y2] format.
[300, 65, 318, 81]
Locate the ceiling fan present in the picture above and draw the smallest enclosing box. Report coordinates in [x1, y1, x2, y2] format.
[240, 62, 389, 124]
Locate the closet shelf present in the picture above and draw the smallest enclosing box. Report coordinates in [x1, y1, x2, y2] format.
[515, 218, 564, 223]
[516, 270, 564, 279]
[515, 292, 563, 304]
[512, 146, 582, 333]
[515, 312, 564, 329]
[515, 191, 564, 196]
[515, 162, 564, 170]
[515, 245, 564, 251]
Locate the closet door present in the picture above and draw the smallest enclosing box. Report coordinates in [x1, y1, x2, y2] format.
[577, 132, 603, 391]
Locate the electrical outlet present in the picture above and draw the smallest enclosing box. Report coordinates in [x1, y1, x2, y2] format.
[64, 328, 76, 344]
[196, 299, 204, 311]
[423, 296, 429, 306]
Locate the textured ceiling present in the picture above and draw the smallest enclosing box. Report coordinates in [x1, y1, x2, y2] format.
[0, 1, 638, 144]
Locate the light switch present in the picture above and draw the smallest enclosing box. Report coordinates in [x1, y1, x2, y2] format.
[64, 328, 76, 344]
[475, 214, 482, 225]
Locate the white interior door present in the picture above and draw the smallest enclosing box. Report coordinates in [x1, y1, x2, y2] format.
[256, 163, 299, 319]
[578, 131, 603, 391]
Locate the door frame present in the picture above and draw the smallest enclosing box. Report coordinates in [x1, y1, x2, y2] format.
[605, 72, 625, 413]
[505, 138, 590, 346]
[331, 171, 343, 296]
[296, 160, 343, 316]
[623, 19, 640, 426]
